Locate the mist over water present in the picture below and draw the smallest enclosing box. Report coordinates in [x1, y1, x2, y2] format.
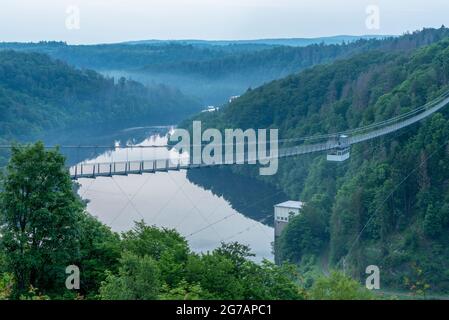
[101, 69, 274, 106]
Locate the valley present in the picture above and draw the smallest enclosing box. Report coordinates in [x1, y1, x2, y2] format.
[1, 21, 449, 301]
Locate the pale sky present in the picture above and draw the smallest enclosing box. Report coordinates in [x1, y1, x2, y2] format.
[1, 0, 449, 44]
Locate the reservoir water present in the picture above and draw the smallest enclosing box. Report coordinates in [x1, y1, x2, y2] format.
[42, 125, 289, 262]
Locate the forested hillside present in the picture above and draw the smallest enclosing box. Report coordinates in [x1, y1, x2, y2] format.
[125, 35, 384, 47]
[0, 50, 201, 166]
[180, 29, 449, 292]
[2, 30, 447, 106]
[0, 36, 384, 71]
[0, 41, 275, 71]
[137, 28, 449, 105]
[0, 50, 199, 141]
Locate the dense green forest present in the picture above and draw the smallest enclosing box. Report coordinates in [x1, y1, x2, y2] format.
[0, 41, 274, 70]
[141, 28, 449, 79]
[137, 27, 449, 105]
[3, 30, 446, 105]
[1, 37, 379, 105]
[0, 36, 384, 71]
[125, 35, 384, 47]
[0, 143, 374, 300]
[0, 50, 200, 164]
[179, 28, 449, 293]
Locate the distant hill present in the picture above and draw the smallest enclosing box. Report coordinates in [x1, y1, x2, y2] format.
[0, 41, 273, 71]
[0, 35, 393, 106]
[142, 29, 449, 79]
[0, 50, 199, 145]
[0, 35, 389, 72]
[124, 35, 389, 47]
[134, 29, 447, 104]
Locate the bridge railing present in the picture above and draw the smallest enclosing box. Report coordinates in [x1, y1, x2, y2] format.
[349, 94, 449, 145]
[70, 157, 192, 179]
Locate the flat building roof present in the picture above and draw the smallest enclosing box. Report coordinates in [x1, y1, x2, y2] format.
[274, 201, 304, 209]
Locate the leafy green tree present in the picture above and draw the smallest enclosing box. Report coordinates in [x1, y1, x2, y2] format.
[423, 204, 449, 239]
[277, 199, 329, 263]
[0, 273, 13, 300]
[159, 280, 205, 300]
[185, 251, 243, 299]
[214, 242, 255, 269]
[241, 261, 306, 300]
[98, 224, 305, 300]
[309, 271, 375, 300]
[0, 142, 84, 297]
[77, 214, 121, 298]
[404, 263, 431, 298]
[99, 251, 160, 300]
[121, 222, 190, 287]
[185, 242, 305, 300]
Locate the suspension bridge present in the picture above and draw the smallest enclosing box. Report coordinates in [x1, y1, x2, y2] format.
[0, 91, 443, 179]
[57, 90, 449, 180]
[63, 91, 449, 179]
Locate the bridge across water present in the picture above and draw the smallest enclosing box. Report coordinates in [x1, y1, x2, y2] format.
[61, 91, 449, 179]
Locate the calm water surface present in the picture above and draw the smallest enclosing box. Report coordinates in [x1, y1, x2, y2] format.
[69, 127, 278, 261]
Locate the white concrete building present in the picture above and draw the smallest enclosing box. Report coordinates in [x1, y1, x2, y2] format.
[275, 201, 304, 222]
[274, 200, 304, 264]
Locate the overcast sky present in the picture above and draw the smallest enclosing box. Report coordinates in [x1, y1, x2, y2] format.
[1, 0, 449, 44]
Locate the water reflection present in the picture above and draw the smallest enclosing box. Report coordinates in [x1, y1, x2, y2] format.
[18, 125, 293, 261]
[72, 127, 277, 261]
[187, 167, 288, 227]
[27, 124, 173, 166]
